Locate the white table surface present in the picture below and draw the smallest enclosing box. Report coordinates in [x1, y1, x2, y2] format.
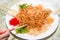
[0, 0, 60, 40]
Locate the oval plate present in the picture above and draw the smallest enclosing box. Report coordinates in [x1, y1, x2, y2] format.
[6, 0, 59, 40]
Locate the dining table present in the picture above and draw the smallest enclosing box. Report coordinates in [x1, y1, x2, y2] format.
[0, 0, 60, 40]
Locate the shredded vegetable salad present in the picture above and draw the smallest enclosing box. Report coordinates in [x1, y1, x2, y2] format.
[9, 3, 54, 35]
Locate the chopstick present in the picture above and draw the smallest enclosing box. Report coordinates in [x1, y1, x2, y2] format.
[9, 24, 27, 31]
[0, 24, 27, 34]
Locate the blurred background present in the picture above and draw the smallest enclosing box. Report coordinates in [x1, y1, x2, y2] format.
[0, 0, 60, 40]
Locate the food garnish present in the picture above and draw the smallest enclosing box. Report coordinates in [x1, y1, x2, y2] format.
[9, 18, 19, 26]
[19, 3, 29, 9]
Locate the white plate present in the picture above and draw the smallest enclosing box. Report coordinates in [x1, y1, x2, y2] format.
[6, 0, 59, 40]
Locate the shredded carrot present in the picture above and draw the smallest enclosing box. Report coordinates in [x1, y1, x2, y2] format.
[16, 4, 54, 35]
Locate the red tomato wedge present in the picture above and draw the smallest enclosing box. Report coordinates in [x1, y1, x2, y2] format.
[9, 18, 19, 26]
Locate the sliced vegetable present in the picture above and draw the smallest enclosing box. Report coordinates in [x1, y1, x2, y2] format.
[9, 18, 19, 26]
[19, 3, 29, 9]
[15, 26, 27, 34]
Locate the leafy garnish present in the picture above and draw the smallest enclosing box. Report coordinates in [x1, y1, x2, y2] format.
[15, 26, 27, 34]
[19, 3, 29, 9]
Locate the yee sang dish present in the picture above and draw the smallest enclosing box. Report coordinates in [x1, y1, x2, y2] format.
[9, 4, 54, 35]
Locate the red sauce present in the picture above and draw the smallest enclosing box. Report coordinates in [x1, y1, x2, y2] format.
[9, 18, 19, 26]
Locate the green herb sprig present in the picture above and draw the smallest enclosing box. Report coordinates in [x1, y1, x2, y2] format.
[19, 3, 29, 9]
[15, 26, 27, 34]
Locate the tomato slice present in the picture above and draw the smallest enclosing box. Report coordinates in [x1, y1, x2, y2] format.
[9, 18, 19, 26]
